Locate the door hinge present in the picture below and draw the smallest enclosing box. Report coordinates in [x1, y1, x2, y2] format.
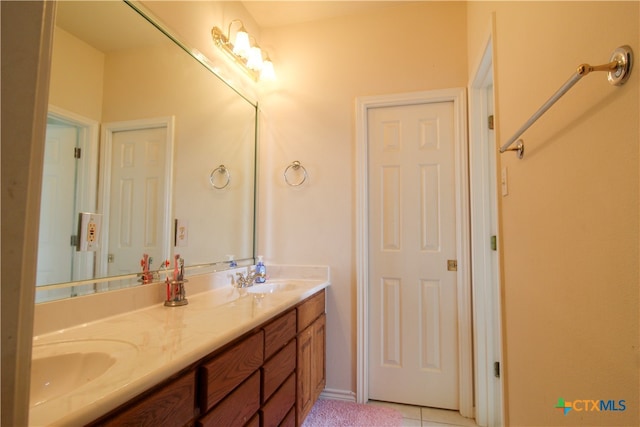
[488, 115, 495, 130]
[494, 361, 501, 378]
[70, 235, 78, 247]
[447, 260, 458, 271]
[490, 235, 497, 251]
[74, 147, 82, 159]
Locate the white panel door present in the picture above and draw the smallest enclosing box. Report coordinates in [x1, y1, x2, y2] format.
[36, 124, 77, 287]
[108, 126, 168, 276]
[368, 101, 459, 409]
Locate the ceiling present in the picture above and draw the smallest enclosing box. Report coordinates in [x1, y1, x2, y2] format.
[241, 1, 410, 28]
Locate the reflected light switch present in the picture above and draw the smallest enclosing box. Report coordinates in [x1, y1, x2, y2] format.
[175, 219, 188, 247]
[78, 212, 102, 252]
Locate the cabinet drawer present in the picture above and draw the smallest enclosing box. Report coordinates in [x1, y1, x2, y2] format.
[199, 331, 264, 412]
[246, 413, 260, 427]
[280, 406, 296, 427]
[96, 370, 195, 427]
[260, 373, 296, 427]
[297, 290, 325, 333]
[197, 370, 260, 427]
[263, 309, 297, 359]
[262, 339, 296, 402]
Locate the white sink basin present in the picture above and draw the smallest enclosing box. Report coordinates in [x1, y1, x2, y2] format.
[246, 282, 300, 295]
[30, 339, 138, 407]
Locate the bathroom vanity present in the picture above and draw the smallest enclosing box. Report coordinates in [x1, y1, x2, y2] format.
[29, 266, 329, 426]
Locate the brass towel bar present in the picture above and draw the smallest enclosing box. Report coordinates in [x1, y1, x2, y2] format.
[500, 45, 633, 159]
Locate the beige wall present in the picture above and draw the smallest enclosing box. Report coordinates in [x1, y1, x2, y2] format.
[257, 1, 467, 395]
[467, 2, 639, 425]
[49, 27, 104, 120]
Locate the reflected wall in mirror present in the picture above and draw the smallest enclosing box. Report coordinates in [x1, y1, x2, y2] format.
[36, 1, 257, 303]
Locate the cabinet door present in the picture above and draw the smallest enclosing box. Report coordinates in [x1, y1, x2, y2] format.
[311, 314, 326, 402]
[296, 313, 326, 426]
[296, 322, 314, 424]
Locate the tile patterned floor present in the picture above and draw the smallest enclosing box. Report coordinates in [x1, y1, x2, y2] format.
[367, 401, 478, 427]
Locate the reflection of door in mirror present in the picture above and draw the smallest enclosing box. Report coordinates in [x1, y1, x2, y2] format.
[98, 118, 174, 285]
[37, 123, 76, 287]
[36, 109, 99, 302]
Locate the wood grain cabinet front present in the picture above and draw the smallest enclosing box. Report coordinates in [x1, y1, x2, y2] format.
[296, 291, 326, 426]
[263, 309, 297, 360]
[262, 339, 297, 402]
[198, 330, 264, 413]
[196, 370, 261, 427]
[87, 370, 196, 427]
[261, 373, 296, 427]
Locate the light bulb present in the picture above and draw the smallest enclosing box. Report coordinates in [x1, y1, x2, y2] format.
[260, 58, 276, 81]
[247, 46, 263, 71]
[232, 28, 250, 59]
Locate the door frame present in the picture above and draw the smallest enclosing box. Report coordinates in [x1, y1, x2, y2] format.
[468, 33, 504, 426]
[97, 116, 175, 280]
[355, 88, 473, 418]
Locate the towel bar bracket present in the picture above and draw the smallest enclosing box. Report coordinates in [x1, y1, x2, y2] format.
[505, 140, 525, 159]
[604, 45, 633, 86]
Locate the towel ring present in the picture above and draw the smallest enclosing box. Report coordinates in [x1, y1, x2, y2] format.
[284, 161, 308, 186]
[209, 164, 230, 189]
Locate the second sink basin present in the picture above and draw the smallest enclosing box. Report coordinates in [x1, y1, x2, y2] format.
[246, 281, 300, 295]
[30, 339, 138, 407]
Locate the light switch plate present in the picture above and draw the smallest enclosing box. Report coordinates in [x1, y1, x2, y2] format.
[175, 218, 188, 247]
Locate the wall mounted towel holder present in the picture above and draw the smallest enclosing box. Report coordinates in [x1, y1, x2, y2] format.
[500, 45, 633, 159]
[210, 164, 231, 189]
[284, 160, 308, 186]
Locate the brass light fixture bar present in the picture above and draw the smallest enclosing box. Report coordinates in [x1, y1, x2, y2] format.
[211, 20, 275, 82]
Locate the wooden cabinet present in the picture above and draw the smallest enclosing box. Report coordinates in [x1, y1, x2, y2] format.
[197, 370, 261, 427]
[261, 310, 298, 427]
[198, 331, 264, 413]
[87, 370, 196, 427]
[296, 292, 326, 426]
[88, 289, 326, 427]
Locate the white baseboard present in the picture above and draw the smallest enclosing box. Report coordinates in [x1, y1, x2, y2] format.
[319, 388, 356, 402]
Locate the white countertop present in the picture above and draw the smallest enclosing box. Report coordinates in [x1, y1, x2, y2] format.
[29, 266, 330, 426]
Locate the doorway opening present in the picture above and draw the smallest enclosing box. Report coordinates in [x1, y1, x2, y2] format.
[36, 107, 99, 302]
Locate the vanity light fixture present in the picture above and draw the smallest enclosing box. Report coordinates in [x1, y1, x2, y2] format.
[211, 20, 276, 82]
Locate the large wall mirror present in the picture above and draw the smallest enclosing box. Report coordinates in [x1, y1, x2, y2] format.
[36, 1, 257, 303]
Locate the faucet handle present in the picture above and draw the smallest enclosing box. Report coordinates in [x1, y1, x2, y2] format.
[235, 272, 249, 288]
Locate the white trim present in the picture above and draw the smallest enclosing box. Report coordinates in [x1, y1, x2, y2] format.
[319, 388, 357, 403]
[355, 88, 473, 418]
[468, 32, 504, 427]
[98, 117, 175, 279]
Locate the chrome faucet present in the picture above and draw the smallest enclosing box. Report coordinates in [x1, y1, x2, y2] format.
[235, 270, 266, 288]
